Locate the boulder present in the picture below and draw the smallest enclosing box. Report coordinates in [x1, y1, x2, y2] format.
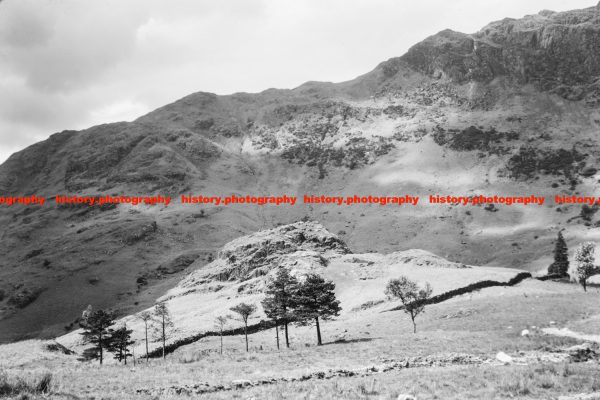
[581, 167, 597, 177]
[231, 379, 253, 388]
[565, 343, 599, 362]
[496, 352, 513, 364]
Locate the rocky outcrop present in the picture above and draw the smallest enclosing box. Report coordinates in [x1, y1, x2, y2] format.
[177, 221, 348, 285]
[565, 342, 600, 362]
[401, 5, 600, 103]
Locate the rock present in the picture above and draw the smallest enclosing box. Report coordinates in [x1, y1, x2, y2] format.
[401, 6, 600, 103]
[231, 379, 253, 388]
[496, 352, 513, 364]
[397, 395, 416, 400]
[44, 341, 75, 354]
[581, 167, 597, 177]
[521, 329, 530, 336]
[565, 342, 599, 362]
[558, 392, 600, 400]
[176, 221, 349, 284]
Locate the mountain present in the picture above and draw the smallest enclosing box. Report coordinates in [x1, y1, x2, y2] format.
[1, 2, 600, 342]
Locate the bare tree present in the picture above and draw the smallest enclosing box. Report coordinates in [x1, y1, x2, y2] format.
[214, 315, 229, 355]
[138, 311, 153, 362]
[385, 277, 432, 333]
[230, 303, 256, 352]
[153, 302, 174, 359]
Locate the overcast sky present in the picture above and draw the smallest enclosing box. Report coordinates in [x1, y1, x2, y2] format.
[0, 0, 596, 163]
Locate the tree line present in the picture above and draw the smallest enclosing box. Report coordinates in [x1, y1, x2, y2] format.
[226, 269, 341, 352]
[78, 231, 600, 365]
[79, 301, 173, 364]
[79, 269, 343, 364]
[548, 231, 599, 291]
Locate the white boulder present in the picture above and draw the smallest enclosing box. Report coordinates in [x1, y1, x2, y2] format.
[496, 351, 513, 364]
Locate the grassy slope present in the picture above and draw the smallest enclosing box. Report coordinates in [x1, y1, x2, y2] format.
[4, 279, 600, 399]
[54, 248, 525, 356]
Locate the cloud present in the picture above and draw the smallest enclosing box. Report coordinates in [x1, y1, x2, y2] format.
[0, 0, 148, 93]
[0, 0, 596, 164]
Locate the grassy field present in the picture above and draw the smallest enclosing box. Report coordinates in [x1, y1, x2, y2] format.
[55, 248, 526, 355]
[188, 363, 600, 400]
[2, 279, 600, 399]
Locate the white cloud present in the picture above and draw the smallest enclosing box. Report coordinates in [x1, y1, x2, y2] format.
[0, 0, 596, 163]
[89, 100, 149, 126]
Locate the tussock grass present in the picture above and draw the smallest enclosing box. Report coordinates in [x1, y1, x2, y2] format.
[0, 371, 52, 397]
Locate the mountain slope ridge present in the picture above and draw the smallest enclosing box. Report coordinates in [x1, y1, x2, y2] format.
[1, 2, 600, 342]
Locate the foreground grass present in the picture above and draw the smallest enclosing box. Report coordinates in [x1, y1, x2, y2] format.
[194, 363, 600, 400]
[11, 362, 600, 399]
[0, 370, 51, 398]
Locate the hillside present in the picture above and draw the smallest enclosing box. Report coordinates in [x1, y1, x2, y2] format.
[2, 222, 600, 399]
[1, 2, 600, 342]
[55, 221, 527, 357]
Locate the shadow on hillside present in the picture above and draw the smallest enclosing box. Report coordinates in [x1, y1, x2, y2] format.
[325, 337, 375, 346]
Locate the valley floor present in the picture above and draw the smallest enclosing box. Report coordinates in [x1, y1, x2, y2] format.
[3, 279, 600, 399]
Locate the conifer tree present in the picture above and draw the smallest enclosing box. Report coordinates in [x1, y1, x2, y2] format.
[548, 231, 569, 276]
[79, 309, 115, 364]
[293, 274, 341, 346]
[261, 296, 281, 350]
[108, 325, 134, 364]
[261, 267, 299, 348]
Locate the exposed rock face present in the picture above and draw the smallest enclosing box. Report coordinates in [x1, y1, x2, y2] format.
[177, 221, 349, 287]
[401, 5, 600, 103]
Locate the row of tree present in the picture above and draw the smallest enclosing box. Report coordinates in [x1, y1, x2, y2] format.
[78, 232, 600, 366]
[80, 266, 438, 365]
[222, 269, 342, 353]
[548, 231, 598, 291]
[80, 270, 343, 364]
[79, 302, 173, 364]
